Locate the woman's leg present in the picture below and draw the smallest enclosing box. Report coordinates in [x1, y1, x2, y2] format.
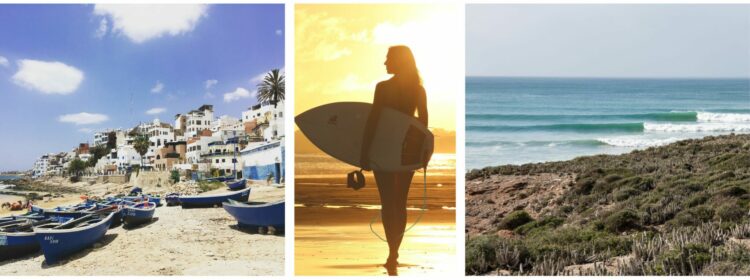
[374, 171, 414, 264]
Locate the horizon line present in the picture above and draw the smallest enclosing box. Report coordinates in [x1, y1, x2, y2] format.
[465, 75, 750, 79]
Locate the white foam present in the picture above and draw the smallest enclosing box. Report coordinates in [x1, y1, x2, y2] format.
[644, 122, 750, 132]
[0, 184, 12, 190]
[597, 136, 686, 147]
[697, 112, 750, 123]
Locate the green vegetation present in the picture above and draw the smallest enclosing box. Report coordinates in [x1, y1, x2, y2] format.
[466, 134, 750, 275]
[170, 170, 180, 184]
[498, 210, 533, 230]
[133, 134, 150, 174]
[197, 180, 223, 193]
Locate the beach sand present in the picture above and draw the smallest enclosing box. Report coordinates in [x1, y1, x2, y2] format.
[1, 186, 284, 276]
[295, 207, 456, 276]
[294, 171, 456, 276]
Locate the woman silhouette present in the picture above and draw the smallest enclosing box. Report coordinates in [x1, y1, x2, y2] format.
[360, 45, 428, 272]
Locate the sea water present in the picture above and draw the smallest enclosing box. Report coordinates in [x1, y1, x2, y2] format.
[466, 77, 750, 169]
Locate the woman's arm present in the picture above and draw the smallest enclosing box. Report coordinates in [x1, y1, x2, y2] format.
[360, 83, 384, 170]
[417, 86, 428, 127]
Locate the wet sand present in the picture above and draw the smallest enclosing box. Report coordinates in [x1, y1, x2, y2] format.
[1, 186, 284, 276]
[294, 167, 456, 276]
[295, 207, 456, 276]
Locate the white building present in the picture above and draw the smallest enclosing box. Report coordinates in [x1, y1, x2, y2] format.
[32, 155, 50, 178]
[116, 145, 142, 170]
[93, 129, 126, 147]
[240, 140, 284, 184]
[241, 100, 285, 142]
[205, 140, 242, 176]
[138, 119, 176, 164]
[211, 115, 242, 133]
[186, 134, 221, 164]
[176, 105, 214, 138]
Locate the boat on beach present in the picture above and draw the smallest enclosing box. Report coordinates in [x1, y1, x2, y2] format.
[122, 202, 156, 226]
[121, 194, 162, 207]
[179, 188, 251, 208]
[222, 200, 284, 230]
[34, 212, 115, 264]
[226, 178, 247, 190]
[0, 217, 55, 261]
[165, 193, 180, 206]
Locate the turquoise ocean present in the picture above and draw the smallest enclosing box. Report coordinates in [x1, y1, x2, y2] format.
[466, 77, 750, 170]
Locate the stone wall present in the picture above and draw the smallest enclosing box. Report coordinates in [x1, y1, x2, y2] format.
[129, 171, 172, 190]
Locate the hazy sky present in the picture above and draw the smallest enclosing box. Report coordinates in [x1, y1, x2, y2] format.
[467, 5, 750, 78]
[0, 4, 284, 171]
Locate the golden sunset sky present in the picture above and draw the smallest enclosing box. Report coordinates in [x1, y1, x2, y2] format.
[295, 4, 461, 131]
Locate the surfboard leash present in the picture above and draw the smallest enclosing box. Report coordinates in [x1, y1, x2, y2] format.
[369, 166, 427, 242]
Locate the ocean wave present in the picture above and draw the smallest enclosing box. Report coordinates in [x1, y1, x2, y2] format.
[467, 122, 644, 133]
[696, 112, 750, 123]
[597, 136, 687, 147]
[644, 122, 750, 132]
[466, 139, 606, 148]
[467, 112, 698, 122]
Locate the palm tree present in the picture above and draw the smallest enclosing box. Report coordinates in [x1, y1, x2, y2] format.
[256, 69, 285, 108]
[133, 134, 150, 173]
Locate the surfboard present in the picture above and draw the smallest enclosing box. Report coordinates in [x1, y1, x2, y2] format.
[295, 102, 434, 172]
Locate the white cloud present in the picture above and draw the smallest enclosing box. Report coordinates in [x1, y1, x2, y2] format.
[151, 81, 164, 93]
[59, 112, 109, 125]
[78, 128, 94, 134]
[275, 29, 282, 36]
[146, 107, 166, 115]
[0, 56, 8, 67]
[250, 72, 267, 84]
[95, 18, 108, 38]
[223, 87, 252, 103]
[204, 79, 218, 89]
[93, 4, 208, 44]
[12, 59, 84, 95]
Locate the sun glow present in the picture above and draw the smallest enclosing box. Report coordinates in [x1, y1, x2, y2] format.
[295, 4, 461, 131]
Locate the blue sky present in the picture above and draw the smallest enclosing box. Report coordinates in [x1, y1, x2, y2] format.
[0, 4, 284, 171]
[467, 5, 750, 78]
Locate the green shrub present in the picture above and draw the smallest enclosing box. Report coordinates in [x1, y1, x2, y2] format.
[673, 206, 715, 226]
[716, 204, 746, 222]
[514, 216, 564, 235]
[466, 235, 501, 275]
[498, 211, 534, 230]
[604, 209, 641, 233]
[614, 187, 641, 202]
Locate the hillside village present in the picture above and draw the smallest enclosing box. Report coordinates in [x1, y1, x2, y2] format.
[30, 101, 285, 185]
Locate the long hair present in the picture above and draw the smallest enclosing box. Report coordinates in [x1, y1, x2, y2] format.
[388, 45, 422, 88]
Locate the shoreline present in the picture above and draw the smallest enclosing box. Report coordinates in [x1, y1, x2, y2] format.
[467, 133, 750, 175]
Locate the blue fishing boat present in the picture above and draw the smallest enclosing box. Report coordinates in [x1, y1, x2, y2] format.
[122, 194, 162, 207]
[91, 203, 124, 228]
[222, 200, 284, 229]
[206, 176, 234, 182]
[165, 193, 180, 206]
[0, 218, 55, 261]
[122, 202, 156, 226]
[179, 188, 251, 208]
[34, 212, 115, 264]
[226, 179, 247, 190]
[35, 204, 97, 219]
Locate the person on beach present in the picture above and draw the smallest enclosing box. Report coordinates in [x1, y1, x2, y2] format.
[360, 45, 428, 274]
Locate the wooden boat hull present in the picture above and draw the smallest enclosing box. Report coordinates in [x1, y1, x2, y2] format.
[122, 202, 156, 226]
[226, 179, 247, 190]
[122, 195, 162, 207]
[222, 200, 284, 228]
[0, 232, 38, 261]
[165, 193, 180, 206]
[34, 213, 114, 264]
[180, 189, 251, 208]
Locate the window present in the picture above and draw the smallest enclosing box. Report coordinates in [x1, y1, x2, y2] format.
[215, 159, 219, 164]
[222, 159, 226, 163]
[196, 120, 201, 125]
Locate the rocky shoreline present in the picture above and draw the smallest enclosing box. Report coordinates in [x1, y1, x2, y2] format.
[466, 133, 750, 275]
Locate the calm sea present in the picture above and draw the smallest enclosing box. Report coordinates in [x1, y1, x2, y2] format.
[466, 77, 750, 169]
